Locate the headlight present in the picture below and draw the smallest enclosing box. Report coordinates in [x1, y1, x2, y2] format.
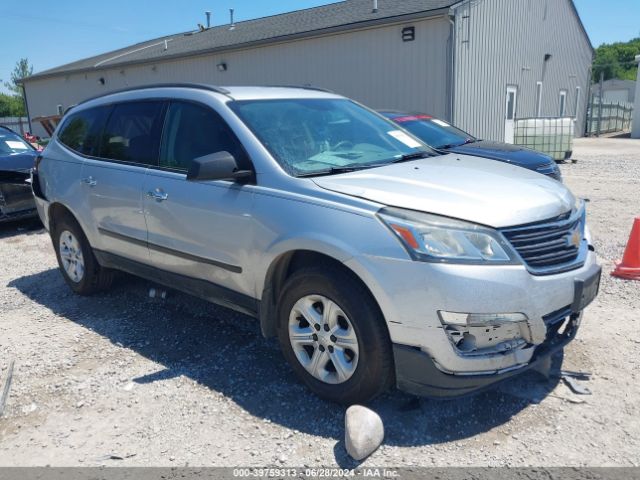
[378, 207, 519, 264]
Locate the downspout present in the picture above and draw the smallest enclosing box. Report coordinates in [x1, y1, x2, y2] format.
[447, 11, 456, 124]
[20, 82, 33, 135]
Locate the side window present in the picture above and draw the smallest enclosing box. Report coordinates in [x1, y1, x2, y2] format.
[58, 106, 110, 155]
[159, 101, 247, 171]
[99, 101, 165, 165]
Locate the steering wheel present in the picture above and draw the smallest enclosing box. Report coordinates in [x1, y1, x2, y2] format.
[332, 140, 355, 151]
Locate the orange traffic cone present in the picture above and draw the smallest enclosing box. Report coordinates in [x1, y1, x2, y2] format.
[612, 218, 640, 280]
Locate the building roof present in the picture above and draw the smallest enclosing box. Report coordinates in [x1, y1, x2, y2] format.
[25, 0, 592, 82]
[26, 0, 457, 81]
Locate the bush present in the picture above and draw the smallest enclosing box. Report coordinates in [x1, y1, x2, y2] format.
[0, 93, 25, 117]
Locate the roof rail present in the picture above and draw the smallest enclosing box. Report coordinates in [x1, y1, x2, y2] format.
[76, 83, 231, 107]
[271, 85, 334, 94]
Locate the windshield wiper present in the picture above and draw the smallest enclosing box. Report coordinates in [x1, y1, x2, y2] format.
[295, 151, 433, 178]
[386, 151, 433, 164]
[295, 164, 374, 178]
[437, 138, 476, 150]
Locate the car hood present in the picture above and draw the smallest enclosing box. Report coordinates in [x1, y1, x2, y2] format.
[448, 140, 554, 168]
[312, 154, 575, 228]
[0, 151, 37, 172]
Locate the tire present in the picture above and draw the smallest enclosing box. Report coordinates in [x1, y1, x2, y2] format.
[52, 215, 114, 295]
[277, 265, 394, 404]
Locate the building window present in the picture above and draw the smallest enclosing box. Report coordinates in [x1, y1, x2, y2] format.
[559, 90, 567, 117]
[535, 82, 543, 117]
[506, 89, 517, 120]
[574, 86, 582, 119]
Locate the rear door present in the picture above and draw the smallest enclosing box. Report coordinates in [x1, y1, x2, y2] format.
[81, 100, 166, 263]
[142, 100, 255, 298]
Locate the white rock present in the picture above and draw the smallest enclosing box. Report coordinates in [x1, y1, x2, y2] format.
[22, 403, 38, 414]
[344, 405, 384, 461]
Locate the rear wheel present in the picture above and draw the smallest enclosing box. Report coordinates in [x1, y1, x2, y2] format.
[52, 216, 114, 295]
[277, 266, 393, 404]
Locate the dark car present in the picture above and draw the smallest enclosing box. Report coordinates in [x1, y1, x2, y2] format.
[0, 126, 38, 222]
[381, 112, 562, 181]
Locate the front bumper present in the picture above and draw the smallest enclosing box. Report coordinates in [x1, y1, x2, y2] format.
[0, 181, 37, 222]
[393, 310, 581, 398]
[345, 225, 599, 377]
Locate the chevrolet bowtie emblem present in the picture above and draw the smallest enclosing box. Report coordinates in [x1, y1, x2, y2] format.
[568, 229, 581, 248]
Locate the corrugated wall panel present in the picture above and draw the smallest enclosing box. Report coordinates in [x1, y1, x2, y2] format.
[453, 0, 592, 141]
[24, 17, 451, 126]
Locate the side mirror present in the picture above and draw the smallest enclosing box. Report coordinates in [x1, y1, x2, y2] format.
[186, 151, 252, 182]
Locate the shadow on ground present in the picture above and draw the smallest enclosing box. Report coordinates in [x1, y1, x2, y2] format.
[8, 267, 562, 456]
[0, 217, 43, 239]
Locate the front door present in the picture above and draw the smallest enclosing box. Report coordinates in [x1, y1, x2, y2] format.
[504, 86, 518, 144]
[142, 100, 255, 298]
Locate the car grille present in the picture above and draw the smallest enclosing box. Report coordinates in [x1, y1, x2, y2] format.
[500, 207, 586, 275]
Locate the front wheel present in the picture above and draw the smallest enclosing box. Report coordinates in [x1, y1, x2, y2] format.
[277, 266, 393, 404]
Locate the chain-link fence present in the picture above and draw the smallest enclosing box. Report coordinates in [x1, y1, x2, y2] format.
[514, 117, 575, 161]
[586, 97, 634, 136]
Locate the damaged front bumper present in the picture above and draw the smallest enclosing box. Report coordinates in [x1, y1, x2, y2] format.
[392, 261, 601, 398]
[0, 170, 37, 222]
[393, 310, 582, 398]
[346, 240, 600, 398]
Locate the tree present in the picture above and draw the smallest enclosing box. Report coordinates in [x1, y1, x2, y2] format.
[0, 58, 33, 117]
[592, 37, 640, 82]
[3, 58, 33, 95]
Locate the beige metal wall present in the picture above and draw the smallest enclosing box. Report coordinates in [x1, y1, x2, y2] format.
[452, 0, 593, 141]
[24, 16, 451, 127]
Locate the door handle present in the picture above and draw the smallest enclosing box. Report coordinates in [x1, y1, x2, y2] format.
[146, 189, 168, 202]
[81, 176, 97, 187]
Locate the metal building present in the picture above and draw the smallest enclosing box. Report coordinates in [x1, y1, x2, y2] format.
[22, 0, 593, 142]
[590, 79, 637, 104]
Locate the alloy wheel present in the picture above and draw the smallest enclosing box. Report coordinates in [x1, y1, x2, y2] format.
[288, 294, 359, 384]
[59, 230, 85, 283]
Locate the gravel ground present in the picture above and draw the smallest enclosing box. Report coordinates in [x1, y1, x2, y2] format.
[0, 137, 638, 467]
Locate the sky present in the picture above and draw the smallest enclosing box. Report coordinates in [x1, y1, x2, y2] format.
[1, 0, 639, 94]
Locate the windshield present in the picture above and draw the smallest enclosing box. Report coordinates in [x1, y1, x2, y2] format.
[390, 115, 475, 149]
[0, 129, 34, 155]
[230, 99, 434, 176]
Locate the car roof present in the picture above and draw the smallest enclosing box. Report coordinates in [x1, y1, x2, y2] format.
[76, 83, 343, 110]
[223, 86, 342, 101]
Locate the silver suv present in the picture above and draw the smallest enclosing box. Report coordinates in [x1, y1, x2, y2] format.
[33, 85, 601, 404]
